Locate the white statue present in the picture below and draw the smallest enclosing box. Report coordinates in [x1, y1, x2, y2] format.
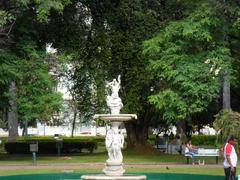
[105, 128, 124, 163]
[106, 75, 123, 114]
[46, 43, 57, 54]
[106, 75, 121, 97]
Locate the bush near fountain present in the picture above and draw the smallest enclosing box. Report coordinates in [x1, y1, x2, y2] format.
[2, 136, 102, 154]
[5, 140, 97, 154]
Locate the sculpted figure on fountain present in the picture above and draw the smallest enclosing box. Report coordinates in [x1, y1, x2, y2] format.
[106, 75, 123, 114]
[105, 128, 124, 163]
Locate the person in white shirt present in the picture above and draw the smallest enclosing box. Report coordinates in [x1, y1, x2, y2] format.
[223, 135, 238, 180]
[185, 139, 198, 164]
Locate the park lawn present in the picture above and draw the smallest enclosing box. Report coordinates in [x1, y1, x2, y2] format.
[124, 150, 221, 164]
[0, 166, 226, 176]
[0, 147, 227, 177]
[0, 141, 225, 177]
[125, 166, 225, 176]
[0, 150, 222, 165]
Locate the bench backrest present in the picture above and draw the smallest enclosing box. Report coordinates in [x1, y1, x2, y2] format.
[197, 149, 219, 155]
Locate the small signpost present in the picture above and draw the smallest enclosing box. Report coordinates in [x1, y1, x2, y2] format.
[29, 141, 38, 165]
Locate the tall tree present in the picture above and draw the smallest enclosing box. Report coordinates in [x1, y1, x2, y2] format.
[143, 1, 234, 136]
[0, 0, 70, 141]
[44, 0, 192, 148]
[213, 0, 240, 141]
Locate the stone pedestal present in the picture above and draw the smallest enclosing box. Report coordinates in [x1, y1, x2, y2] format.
[83, 114, 143, 180]
[103, 162, 125, 176]
[81, 174, 146, 180]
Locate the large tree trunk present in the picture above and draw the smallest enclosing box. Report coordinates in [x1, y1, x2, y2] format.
[125, 116, 149, 149]
[176, 120, 186, 139]
[222, 71, 231, 109]
[8, 82, 18, 142]
[125, 122, 137, 148]
[22, 120, 28, 137]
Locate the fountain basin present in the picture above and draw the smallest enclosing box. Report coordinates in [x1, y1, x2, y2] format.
[93, 114, 137, 122]
[81, 174, 146, 180]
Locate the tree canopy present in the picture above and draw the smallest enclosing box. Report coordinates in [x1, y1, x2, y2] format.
[1, 0, 240, 144]
[0, 0, 68, 138]
[143, 1, 240, 133]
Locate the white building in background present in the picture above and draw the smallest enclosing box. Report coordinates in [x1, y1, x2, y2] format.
[200, 126, 216, 135]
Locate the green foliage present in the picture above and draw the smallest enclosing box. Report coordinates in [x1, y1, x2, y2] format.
[17, 58, 63, 124]
[5, 140, 97, 154]
[15, 0, 71, 22]
[191, 135, 217, 146]
[0, 135, 104, 144]
[2, 0, 240, 146]
[213, 109, 240, 141]
[149, 89, 187, 121]
[0, 51, 20, 114]
[0, 11, 15, 27]
[0, 51, 20, 86]
[0, 0, 72, 134]
[233, 7, 240, 30]
[12, 26, 63, 125]
[4, 136, 102, 154]
[0, 22, 63, 129]
[45, 0, 164, 121]
[143, 2, 234, 123]
[47, 1, 222, 146]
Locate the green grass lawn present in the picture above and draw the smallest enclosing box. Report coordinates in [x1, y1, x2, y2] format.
[0, 149, 222, 165]
[0, 139, 227, 177]
[0, 166, 227, 176]
[0, 148, 227, 177]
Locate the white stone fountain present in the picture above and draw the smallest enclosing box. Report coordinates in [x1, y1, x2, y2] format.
[81, 75, 146, 180]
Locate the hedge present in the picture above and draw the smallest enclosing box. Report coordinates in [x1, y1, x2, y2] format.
[148, 134, 219, 146]
[4, 138, 99, 154]
[15, 136, 105, 143]
[191, 135, 217, 146]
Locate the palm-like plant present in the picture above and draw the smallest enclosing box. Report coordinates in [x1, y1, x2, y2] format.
[214, 109, 240, 143]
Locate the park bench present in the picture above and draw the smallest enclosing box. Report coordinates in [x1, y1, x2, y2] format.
[185, 148, 220, 164]
[157, 144, 167, 152]
[155, 136, 167, 152]
[156, 143, 182, 154]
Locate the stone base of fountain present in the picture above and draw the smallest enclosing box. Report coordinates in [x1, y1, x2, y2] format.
[81, 174, 146, 180]
[103, 162, 125, 176]
[81, 114, 145, 180]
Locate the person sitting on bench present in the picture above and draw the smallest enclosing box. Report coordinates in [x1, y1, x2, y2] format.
[185, 139, 198, 164]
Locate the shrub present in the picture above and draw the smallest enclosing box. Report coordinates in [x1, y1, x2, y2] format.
[4, 138, 98, 154]
[213, 109, 240, 141]
[191, 135, 217, 146]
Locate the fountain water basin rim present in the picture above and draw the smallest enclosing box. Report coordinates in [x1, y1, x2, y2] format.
[81, 174, 146, 180]
[93, 114, 137, 122]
